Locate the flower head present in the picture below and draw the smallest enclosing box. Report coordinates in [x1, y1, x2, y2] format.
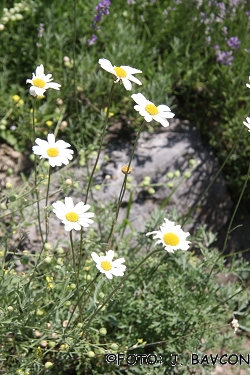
[26, 64, 61, 97]
[91, 250, 126, 279]
[246, 77, 250, 89]
[243, 117, 250, 131]
[99, 58, 142, 90]
[52, 197, 94, 231]
[131, 93, 175, 127]
[214, 49, 234, 66]
[226, 36, 241, 50]
[146, 218, 191, 252]
[32, 134, 74, 167]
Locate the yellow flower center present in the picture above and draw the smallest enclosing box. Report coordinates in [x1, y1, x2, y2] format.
[114, 67, 127, 78]
[47, 147, 59, 157]
[65, 212, 79, 222]
[101, 260, 112, 271]
[32, 77, 46, 88]
[163, 232, 180, 246]
[145, 103, 159, 116]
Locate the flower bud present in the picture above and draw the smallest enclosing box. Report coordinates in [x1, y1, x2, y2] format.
[44, 361, 53, 369]
[99, 327, 107, 336]
[87, 351, 95, 358]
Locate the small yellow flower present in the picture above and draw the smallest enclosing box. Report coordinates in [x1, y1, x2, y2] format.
[12, 94, 20, 102]
[104, 107, 114, 118]
[16, 99, 24, 106]
[46, 120, 53, 127]
[121, 165, 132, 174]
[84, 266, 90, 271]
[137, 338, 143, 343]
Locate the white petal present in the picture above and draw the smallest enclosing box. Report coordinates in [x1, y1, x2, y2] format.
[29, 87, 38, 97]
[72, 222, 81, 230]
[126, 75, 142, 86]
[111, 268, 125, 276]
[47, 82, 61, 90]
[35, 138, 49, 149]
[131, 93, 148, 107]
[105, 272, 113, 279]
[112, 258, 125, 267]
[144, 113, 153, 122]
[98, 58, 116, 74]
[47, 134, 56, 145]
[64, 223, 74, 231]
[36, 64, 44, 76]
[153, 116, 170, 127]
[91, 252, 100, 264]
[32, 145, 44, 156]
[31, 87, 46, 96]
[157, 104, 172, 112]
[122, 78, 132, 90]
[48, 158, 57, 167]
[64, 197, 74, 210]
[158, 112, 175, 119]
[120, 66, 142, 74]
[106, 250, 115, 261]
[55, 139, 72, 149]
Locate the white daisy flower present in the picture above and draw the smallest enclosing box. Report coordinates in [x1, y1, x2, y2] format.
[98, 58, 142, 90]
[131, 93, 175, 127]
[243, 117, 250, 132]
[246, 77, 250, 89]
[32, 134, 74, 167]
[26, 64, 61, 97]
[91, 250, 126, 279]
[146, 218, 191, 252]
[52, 197, 94, 231]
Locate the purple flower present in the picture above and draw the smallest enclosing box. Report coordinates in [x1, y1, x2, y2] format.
[87, 34, 98, 46]
[216, 50, 234, 66]
[227, 36, 241, 49]
[95, 0, 110, 16]
[217, 2, 226, 20]
[87, 0, 111, 45]
[246, 11, 250, 16]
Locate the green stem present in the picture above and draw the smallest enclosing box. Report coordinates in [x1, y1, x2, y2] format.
[106, 120, 146, 250]
[82, 248, 162, 330]
[32, 98, 44, 248]
[79, 82, 115, 267]
[84, 82, 115, 205]
[45, 166, 51, 243]
[70, 230, 81, 317]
